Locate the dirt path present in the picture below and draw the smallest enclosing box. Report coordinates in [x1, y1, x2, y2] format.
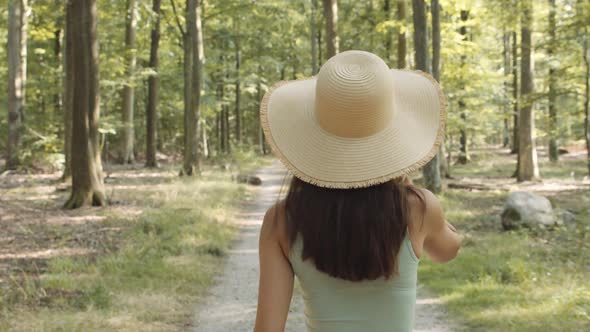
[194, 162, 455, 331]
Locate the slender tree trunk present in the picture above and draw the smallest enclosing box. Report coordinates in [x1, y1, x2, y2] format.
[64, 0, 106, 208]
[182, 0, 203, 175]
[583, 24, 590, 176]
[548, 0, 558, 161]
[53, 29, 62, 116]
[511, 30, 519, 154]
[413, 0, 441, 193]
[120, 0, 138, 164]
[224, 104, 231, 154]
[457, 10, 469, 165]
[431, 0, 448, 178]
[431, 0, 440, 81]
[396, 0, 407, 69]
[6, 0, 27, 170]
[182, 31, 193, 169]
[145, 0, 161, 168]
[62, 5, 73, 180]
[234, 18, 242, 146]
[502, 32, 511, 148]
[201, 118, 209, 158]
[384, 0, 392, 64]
[517, 0, 540, 181]
[311, 0, 318, 74]
[318, 21, 323, 64]
[322, 0, 339, 58]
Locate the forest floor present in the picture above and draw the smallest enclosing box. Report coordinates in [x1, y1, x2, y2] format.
[1, 145, 589, 331]
[0, 160, 255, 331]
[193, 161, 456, 332]
[420, 144, 590, 331]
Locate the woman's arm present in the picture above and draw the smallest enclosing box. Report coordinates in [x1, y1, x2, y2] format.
[254, 205, 294, 332]
[421, 189, 462, 263]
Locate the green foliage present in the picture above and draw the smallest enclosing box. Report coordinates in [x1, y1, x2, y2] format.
[1, 0, 588, 170]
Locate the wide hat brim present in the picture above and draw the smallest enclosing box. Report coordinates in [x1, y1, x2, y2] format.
[260, 69, 446, 189]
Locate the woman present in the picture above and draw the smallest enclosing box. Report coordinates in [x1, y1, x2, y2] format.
[254, 50, 461, 332]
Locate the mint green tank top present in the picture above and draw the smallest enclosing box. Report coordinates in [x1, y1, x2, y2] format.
[289, 230, 420, 332]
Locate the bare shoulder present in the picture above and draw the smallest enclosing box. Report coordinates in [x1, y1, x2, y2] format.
[261, 200, 290, 254]
[407, 187, 445, 235]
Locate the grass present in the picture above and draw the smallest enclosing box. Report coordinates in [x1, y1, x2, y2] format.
[419, 148, 590, 332]
[0, 169, 248, 331]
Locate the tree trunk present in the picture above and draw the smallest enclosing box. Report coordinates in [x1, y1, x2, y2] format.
[182, 0, 203, 176]
[64, 0, 106, 209]
[457, 10, 469, 164]
[502, 32, 511, 148]
[583, 23, 590, 176]
[234, 18, 242, 146]
[511, 31, 519, 154]
[62, 4, 73, 180]
[431, 0, 440, 81]
[431, 0, 448, 178]
[322, 0, 339, 58]
[548, 0, 558, 161]
[201, 119, 209, 158]
[182, 31, 193, 171]
[120, 0, 138, 164]
[384, 0, 392, 64]
[311, 0, 318, 74]
[224, 103, 231, 154]
[517, 0, 540, 182]
[256, 77, 266, 154]
[145, 0, 161, 168]
[53, 29, 62, 116]
[6, 0, 27, 170]
[413, 0, 441, 193]
[396, 0, 407, 69]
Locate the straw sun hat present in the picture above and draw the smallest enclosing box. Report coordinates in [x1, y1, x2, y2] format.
[260, 50, 446, 189]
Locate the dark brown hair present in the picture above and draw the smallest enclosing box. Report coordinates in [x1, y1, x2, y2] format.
[284, 176, 424, 281]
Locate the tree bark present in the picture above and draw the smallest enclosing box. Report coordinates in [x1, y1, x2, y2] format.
[234, 18, 242, 146]
[256, 75, 266, 155]
[311, 0, 318, 74]
[548, 0, 558, 161]
[119, 0, 138, 164]
[457, 10, 469, 164]
[396, 0, 407, 69]
[6, 0, 27, 170]
[145, 0, 161, 168]
[54, 29, 62, 116]
[583, 22, 590, 176]
[64, 0, 106, 208]
[413, 0, 441, 193]
[517, 0, 540, 182]
[511, 31, 519, 154]
[62, 4, 73, 180]
[384, 0, 392, 64]
[431, 0, 440, 81]
[502, 32, 511, 148]
[182, 0, 203, 176]
[322, 0, 339, 58]
[431, 0, 448, 178]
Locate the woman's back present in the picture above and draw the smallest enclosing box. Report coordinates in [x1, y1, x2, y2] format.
[254, 51, 461, 332]
[289, 231, 420, 332]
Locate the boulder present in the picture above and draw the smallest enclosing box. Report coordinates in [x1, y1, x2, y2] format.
[501, 192, 555, 230]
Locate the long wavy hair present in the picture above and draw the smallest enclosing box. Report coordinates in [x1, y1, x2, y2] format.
[284, 176, 424, 281]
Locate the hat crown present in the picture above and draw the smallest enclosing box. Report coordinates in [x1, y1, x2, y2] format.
[315, 51, 394, 138]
